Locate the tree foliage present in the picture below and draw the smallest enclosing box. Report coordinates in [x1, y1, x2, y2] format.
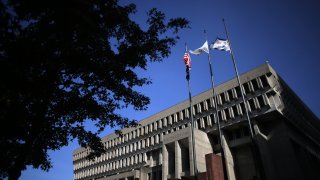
[0, 0, 188, 179]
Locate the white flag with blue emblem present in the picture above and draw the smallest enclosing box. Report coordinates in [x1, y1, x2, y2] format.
[189, 41, 209, 55]
[210, 38, 230, 51]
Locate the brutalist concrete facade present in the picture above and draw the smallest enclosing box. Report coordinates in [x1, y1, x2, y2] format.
[72, 64, 320, 180]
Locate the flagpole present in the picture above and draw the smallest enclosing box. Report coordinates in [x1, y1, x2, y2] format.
[222, 19, 254, 138]
[204, 31, 228, 180]
[185, 43, 198, 179]
[222, 18, 265, 180]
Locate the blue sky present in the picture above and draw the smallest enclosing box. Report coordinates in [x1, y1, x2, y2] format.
[21, 0, 320, 179]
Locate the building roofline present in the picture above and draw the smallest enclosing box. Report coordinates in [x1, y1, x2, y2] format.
[73, 63, 276, 154]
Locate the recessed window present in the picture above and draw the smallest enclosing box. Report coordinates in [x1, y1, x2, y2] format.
[252, 79, 259, 90]
[260, 75, 269, 87]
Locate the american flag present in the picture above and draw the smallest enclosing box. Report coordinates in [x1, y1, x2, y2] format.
[183, 52, 191, 70]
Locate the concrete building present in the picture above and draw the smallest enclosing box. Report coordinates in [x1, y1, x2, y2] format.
[72, 64, 320, 180]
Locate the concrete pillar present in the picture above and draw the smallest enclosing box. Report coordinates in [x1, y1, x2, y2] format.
[175, 141, 182, 179]
[207, 115, 212, 127]
[151, 136, 154, 146]
[185, 108, 189, 118]
[142, 140, 145, 148]
[131, 156, 134, 165]
[146, 138, 150, 147]
[154, 122, 158, 130]
[150, 151, 154, 167]
[139, 153, 142, 163]
[159, 119, 163, 128]
[159, 149, 163, 165]
[155, 134, 159, 144]
[163, 118, 167, 127]
[162, 145, 168, 180]
[222, 134, 236, 180]
[188, 136, 195, 176]
[139, 141, 142, 150]
[168, 116, 172, 125]
[135, 154, 138, 164]
[200, 118, 205, 129]
[150, 124, 153, 133]
[143, 152, 147, 163]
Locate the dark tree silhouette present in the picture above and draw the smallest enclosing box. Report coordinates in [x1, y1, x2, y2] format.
[0, 0, 188, 179]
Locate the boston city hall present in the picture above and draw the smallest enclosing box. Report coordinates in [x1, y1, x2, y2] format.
[72, 64, 320, 180]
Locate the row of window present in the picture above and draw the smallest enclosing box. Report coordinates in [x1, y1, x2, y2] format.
[74, 133, 162, 170]
[74, 152, 149, 179]
[74, 93, 271, 171]
[73, 75, 270, 161]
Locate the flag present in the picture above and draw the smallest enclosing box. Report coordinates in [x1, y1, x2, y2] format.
[189, 41, 209, 55]
[210, 38, 230, 51]
[183, 52, 191, 69]
[183, 52, 191, 80]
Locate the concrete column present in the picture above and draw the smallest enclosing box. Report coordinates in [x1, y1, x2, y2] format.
[131, 156, 134, 165]
[159, 119, 163, 128]
[150, 151, 154, 167]
[155, 121, 158, 130]
[155, 134, 159, 144]
[200, 118, 205, 129]
[207, 115, 212, 127]
[146, 138, 150, 147]
[135, 154, 138, 164]
[159, 149, 163, 165]
[143, 152, 147, 163]
[139, 153, 142, 163]
[127, 157, 130, 166]
[168, 116, 172, 125]
[151, 136, 154, 146]
[150, 124, 153, 133]
[188, 136, 195, 176]
[162, 145, 168, 180]
[185, 108, 189, 118]
[175, 141, 182, 179]
[222, 134, 236, 180]
[174, 113, 177, 123]
[142, 140, 145, 148]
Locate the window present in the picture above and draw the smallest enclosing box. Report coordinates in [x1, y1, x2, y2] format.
[248, 99, 256, 110]
[193, 105, 198, 114]
[221, 93, 226, 104]
[235, 86, 242, 97]
[260, 75, 269, 87]
[225, 108, 230, 119]
[252, 79, 259, 90]
[206, 98, 212, 108]
[203, 116, 208, 127]
[227, 90, 233, 100]
[243, 82, 250, 94]
[232, 105, 238, 116]
[210, 113, 215, 124]
[257, 95, 265, 107]
[200, 101, 205, 111]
